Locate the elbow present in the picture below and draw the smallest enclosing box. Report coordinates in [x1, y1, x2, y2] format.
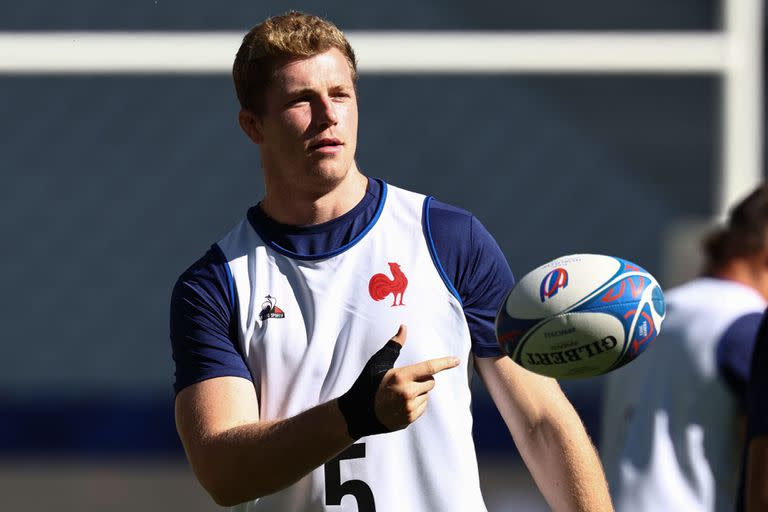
[197, 468, 240, 507]
[209, 490, 239, 508]
[523, 408, 584, 451]
[199, 471, 264, 508]
[201, 470, 293, 506]
[194, 454, 290, 507]
[523, 415, 556, 447]
[191, 453, 268, 507]
[209, 490, 249, 509]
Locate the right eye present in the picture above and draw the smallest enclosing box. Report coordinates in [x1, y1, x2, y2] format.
[286, 96, 309, 107]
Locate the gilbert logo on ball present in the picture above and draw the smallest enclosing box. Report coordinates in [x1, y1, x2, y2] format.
[495, 254, 666, 379]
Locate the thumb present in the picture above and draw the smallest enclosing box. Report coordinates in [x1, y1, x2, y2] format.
[369, 325, 406, 375]
[389, 324, 407, 349]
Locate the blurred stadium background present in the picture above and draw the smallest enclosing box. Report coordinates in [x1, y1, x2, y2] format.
[1, 0, 764, 510]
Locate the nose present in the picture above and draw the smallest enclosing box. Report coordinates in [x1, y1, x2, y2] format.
[314, 96, 338, 128]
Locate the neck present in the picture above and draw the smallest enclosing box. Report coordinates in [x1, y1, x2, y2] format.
[709, 258, 764, 292]
[260, 167, 368, 226]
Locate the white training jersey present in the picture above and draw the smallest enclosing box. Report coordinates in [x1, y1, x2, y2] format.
[600, 277, 766, 512]
[216, 184, 488, 512]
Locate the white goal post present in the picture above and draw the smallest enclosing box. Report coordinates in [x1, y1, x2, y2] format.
[0, 0, 761, 218]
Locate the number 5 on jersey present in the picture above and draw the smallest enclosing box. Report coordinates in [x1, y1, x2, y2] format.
[324, 443, 375, 511]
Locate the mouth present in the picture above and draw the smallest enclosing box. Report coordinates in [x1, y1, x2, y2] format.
[308, 138, 344, 152]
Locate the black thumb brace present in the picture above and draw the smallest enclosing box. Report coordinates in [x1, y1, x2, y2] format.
[337, 339, 402, 440]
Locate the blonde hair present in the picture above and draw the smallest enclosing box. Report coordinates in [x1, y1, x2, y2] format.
[233, 11, 358, 114]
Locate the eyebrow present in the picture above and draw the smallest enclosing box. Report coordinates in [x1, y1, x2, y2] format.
[284, 84, 353, 97]
[284, 87, 315, 97]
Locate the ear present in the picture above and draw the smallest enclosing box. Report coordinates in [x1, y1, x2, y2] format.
[238, 109, 264, 144]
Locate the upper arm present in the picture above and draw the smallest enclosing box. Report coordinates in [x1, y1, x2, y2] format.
[744, 312, 768, 511]
[475, 357, 612, 512]
[175, 375, 261, 442]
[175, 376, 261, 486]
[474, 355, 570, 433]
[716, 311, 763, 405]
[427, 199, 515, 357]
[170, 246, 253, 394]
[748, 310, 768, 438]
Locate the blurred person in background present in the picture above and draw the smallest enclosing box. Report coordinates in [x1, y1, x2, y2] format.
[170, 11, 612, 512]
[738, 310, 768, 512]
[600, 184, 768, 512]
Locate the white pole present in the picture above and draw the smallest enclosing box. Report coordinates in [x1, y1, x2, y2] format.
[720, 0, 764, 219]
[0, 31, 726, 74]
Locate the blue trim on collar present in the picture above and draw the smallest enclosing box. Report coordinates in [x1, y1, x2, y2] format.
[422, 195, 463, 305]
[250, 179, 388, 261]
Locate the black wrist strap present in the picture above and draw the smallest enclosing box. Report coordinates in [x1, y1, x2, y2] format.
[337, 340, 402, 439]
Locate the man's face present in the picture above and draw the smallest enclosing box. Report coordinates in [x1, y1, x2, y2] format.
[250, 48, 359, 192]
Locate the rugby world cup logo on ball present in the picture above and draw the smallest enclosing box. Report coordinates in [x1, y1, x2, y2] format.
[539, 268, 569, 302]
[495, 254, 666, 379]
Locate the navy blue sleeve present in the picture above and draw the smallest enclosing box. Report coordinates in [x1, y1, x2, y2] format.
[748, 310, 768, 437]
[716, 312, 763, 407]
[169, 245, 252, 394]
[427, 199, 515, 358]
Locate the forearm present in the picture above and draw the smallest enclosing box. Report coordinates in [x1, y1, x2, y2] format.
[516, 401, 612, 512]
[184, 399, 353, 506]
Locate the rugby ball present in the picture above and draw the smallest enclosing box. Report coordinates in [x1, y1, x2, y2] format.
[495, 254, 665, 379]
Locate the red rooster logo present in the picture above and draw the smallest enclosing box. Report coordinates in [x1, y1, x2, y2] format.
[368, 262, 408, 307]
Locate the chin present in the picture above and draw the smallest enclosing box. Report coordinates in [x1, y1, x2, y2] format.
[308, 160, 354, 185]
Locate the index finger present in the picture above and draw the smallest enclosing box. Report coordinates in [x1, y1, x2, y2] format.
[400, 356, 461, 380]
